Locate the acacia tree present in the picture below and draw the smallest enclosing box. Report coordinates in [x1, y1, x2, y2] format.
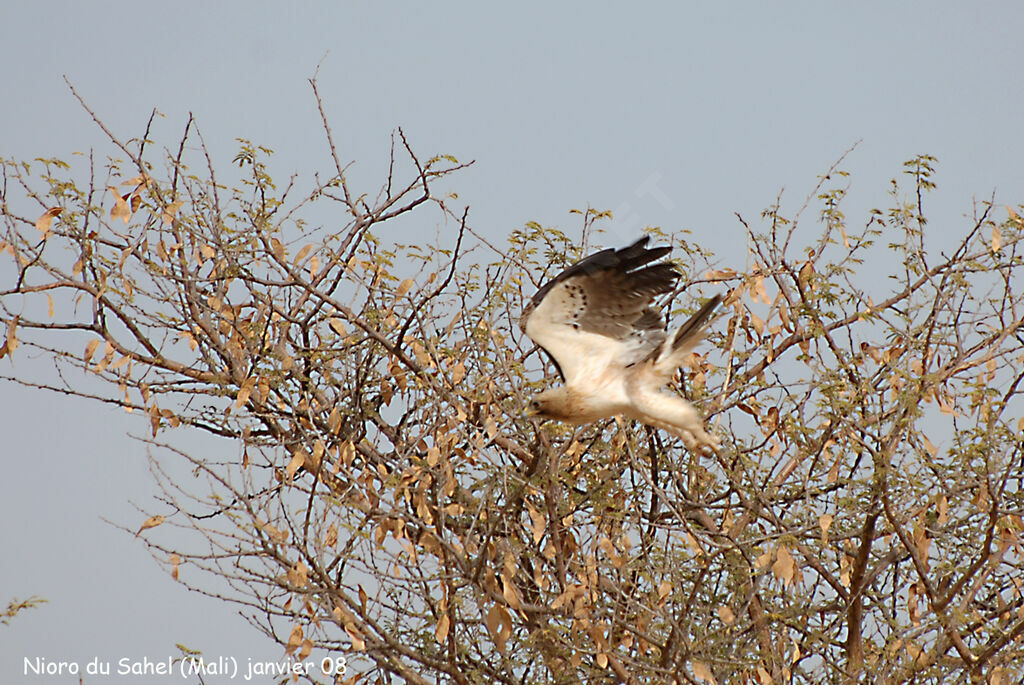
[3, 83, 1024, 684]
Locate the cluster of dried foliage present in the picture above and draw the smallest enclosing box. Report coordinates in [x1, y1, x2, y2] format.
[3, 85, 1024, 684]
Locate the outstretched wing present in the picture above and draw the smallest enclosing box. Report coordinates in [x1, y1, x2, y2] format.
[520, 236, 679, 383]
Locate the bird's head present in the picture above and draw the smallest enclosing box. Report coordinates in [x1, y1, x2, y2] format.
[525, 388, 577, 422]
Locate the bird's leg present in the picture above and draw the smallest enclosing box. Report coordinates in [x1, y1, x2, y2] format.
[647, 401, 720, 455]
[673, 425, 721, 455]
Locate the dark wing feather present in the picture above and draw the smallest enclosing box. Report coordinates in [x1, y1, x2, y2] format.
[520, 236, 679, 342]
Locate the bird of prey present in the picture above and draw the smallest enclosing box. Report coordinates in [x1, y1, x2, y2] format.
[520, 236, 722, 453]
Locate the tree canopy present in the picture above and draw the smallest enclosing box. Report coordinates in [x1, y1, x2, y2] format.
[3, 86, 1024, 684]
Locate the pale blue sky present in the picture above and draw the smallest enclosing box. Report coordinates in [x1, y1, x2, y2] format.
[2, 2, 1023, 680]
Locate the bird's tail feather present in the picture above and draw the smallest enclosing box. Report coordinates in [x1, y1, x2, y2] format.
[652, 294, 723, 375]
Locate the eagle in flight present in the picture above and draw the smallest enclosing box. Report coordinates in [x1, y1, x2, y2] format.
[520, 236, 722, 453]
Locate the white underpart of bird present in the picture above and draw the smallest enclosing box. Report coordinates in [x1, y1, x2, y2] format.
[519, 236, 722, 454]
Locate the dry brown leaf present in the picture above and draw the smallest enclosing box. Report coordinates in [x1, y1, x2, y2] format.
[135, 515, 165, 537]
[410, 339, 433, 368]
[329, 409, 344, 436]
[287, 561, 309, 588]
[914, 526, 932, 563]
[974, 481, 990, 511]
[256, 376, 270, 404]
[692, 660, 717, 684]
[358, 585, 368, 614]
[752, 275, 770, 304]
[93, 340, 115, 373]
[682, 531, 703, 557]
[35, 207, 62, 237]
[434, 613, 451, 644]
[293, 244, 313, 265]
[717, 605, 735, 624]
[526, 502, 546, 545]
[908, 583, 921, 626]
[551, 585, 577, 610]
[328, 318, 347, 336]
[827, 447, 840, 484]
[819, 514, 834, 545]
[798, 261, 814, 290]
[485, 605, 503, 646]
[840, 224, 851, 248]
[262, 522, 289, 544]
[773, 545, 796, 586]
[271, 238, 285, 262]
[450, 360, 466, 385]
[321, 522, 337, 548]
[778, 299, 792, 331]
[297, 639, 313, 661]
[344, 622, 365, 650]
[339, 440, 355, 466]
[285, 625, 303, 655]
[83, 338, 100, 367]
[922, 435, 938, 458]
[285, 450, 306, 480]
[120, 174, 150, 187]
[704, 268, 737, 281]
[396, 278, 415, 297]
[3, 315, 18, 357]
[236, 376, 256, 408]
[991, 225, 1002, 254]
[169, 553, 180, 580]
[749, 310, 765, 336]
[161, 200, 184, 225]
[934, 494, 948, 527]
[486, 605, 512, 653]
[109, 187, 131, 223]
[149, 404, 161, 437]
[501, 576, 522, 611]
